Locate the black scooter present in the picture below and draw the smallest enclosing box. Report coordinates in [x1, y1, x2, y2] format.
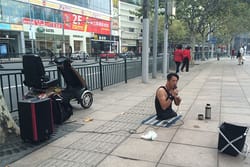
[22, 54, 93, 109]
[54, 56, 93, 109]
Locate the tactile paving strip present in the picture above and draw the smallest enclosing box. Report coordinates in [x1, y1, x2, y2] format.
[94, 121, 140, 134]
[112, 113, 150, 124]
[71, 132, 127, 144]
[0, 123, 81, 166]
[40, 149, 106, 166]
[69, 140, 117, 154]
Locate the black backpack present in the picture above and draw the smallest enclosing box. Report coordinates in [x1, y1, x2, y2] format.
[51, 94, 73, 124]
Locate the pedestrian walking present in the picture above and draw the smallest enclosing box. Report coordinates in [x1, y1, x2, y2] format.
[237, 46, 244, 65]
[173, 44, 183, 74]
[231, 48, 235, 59]
[216, 47, 221, 61]
[68, 45, 72, 58]
[181, 46, 191, 72]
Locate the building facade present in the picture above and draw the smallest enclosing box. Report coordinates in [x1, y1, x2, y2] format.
[119, 0, 142, 54]
[0, 0, 142, 57]
[0, 0, 112, 57]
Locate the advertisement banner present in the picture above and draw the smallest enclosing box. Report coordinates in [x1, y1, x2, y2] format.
[22, 18, 62, 29]
[63, 12, 111, 35]
[22, 12, 111, 35]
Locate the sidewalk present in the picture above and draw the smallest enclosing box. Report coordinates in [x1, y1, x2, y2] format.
[9, 58, 250, 167]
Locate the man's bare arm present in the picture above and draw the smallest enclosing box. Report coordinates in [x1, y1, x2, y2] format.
[157, 88, 172, 110]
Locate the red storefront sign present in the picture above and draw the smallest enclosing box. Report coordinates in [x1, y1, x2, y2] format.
[22, 12, 111, 35]
[22, 18, 62, 29]
[63, 12, 110, 35]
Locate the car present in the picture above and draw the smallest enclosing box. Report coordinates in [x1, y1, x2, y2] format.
[38, 49, 55, 58]
[125, 51, 135, 58]
[71, 51, 89, 60]
[99, 51, 117, 58]
[118, 51, 135, 58]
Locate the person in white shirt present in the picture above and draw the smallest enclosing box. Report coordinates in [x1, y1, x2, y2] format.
[239, 46, 244, 65]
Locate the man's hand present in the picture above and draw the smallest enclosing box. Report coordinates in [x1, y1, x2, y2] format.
[171, 89, 179, 97]
[170, 88, 181, 106]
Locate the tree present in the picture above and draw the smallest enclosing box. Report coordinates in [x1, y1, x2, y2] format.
[175, 0, 223, 59]
[132, 0, 250, 58]
[176, 0, 250, 59]
[132, 0, 188, 53]
[0, 89, 20, 144]
[212, 0, 250, 51]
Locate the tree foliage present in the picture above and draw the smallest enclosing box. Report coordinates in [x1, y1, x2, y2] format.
[131, 0, 250, 53]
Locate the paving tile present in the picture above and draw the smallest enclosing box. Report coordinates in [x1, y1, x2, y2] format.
[48, 131, 85, 148]
[50, 149, 106, 166]
[98, 155, 156, 167]
[74, 132, 127, 144]
[160, 143, 217, 167]
[177, 103, 192, 111]
[87, 110, 123, 121]
[221, 107, 250, 115]
[37, 159, 83, 167]
[112, 138, 168, 162]
[221, 114, 250, 124]
[172, 129, 218, 148]
[184, 109, 220, 122]
[9, 146, 62, 167]
[157, 164, 177, 167]
[112, 113, 149, 124]
[218, 153, 250, 167]
[69, 138, 120, 154]
[221, 101, 250, 108]
[127, 107, 155, 115]
[94, 121, 140, 134]
[131, 125, 178, 142]
[180, 119, 219, 132]
[76, 120, 107, 131]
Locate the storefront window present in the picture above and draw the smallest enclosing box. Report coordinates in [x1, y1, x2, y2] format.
[53, 10, 63, 23]
[45, 8, 54, 22]
[0, 1, 2, 21]
[120, 0, 142, 5]
[0, 0, 28, 24]
[32, 5, 44, 20]
[57, 0, 111, 14]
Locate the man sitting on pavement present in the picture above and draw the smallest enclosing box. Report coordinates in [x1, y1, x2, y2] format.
[155, 73, 182, 120]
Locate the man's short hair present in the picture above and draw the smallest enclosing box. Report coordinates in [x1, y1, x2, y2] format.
[176, 44, 182, 49]
[167, 73, 179, 81]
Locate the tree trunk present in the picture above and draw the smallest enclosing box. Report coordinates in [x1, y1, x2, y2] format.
[0, 89, 20, 144]
[227, 43, 231, 57]
[201, 37, 206, 61]
[190, 32, 196, 64]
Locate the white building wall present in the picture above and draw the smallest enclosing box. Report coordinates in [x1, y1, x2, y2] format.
[119, 1, 142, 53]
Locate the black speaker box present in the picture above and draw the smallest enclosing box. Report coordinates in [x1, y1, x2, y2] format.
[18, 98, 54, 142]
[218, 122, 248, 156]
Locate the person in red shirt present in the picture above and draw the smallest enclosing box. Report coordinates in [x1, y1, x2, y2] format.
[173, 44, 183, 73]
[181, 46, 191, 72]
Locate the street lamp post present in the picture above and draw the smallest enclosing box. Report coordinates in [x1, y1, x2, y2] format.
[152, 0, 159, 79]
[62, 21, 66, 57]
[142, 0, 149, 83]
[163, 0, 169, 78]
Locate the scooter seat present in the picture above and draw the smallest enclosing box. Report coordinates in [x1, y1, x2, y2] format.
[22, 54, 58, 89]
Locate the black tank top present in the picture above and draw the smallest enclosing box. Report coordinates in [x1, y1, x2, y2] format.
[155, 86, 173, 119]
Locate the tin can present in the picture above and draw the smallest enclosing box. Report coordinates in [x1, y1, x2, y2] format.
[198, 114, 204, 120]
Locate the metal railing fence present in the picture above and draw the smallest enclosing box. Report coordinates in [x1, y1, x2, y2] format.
[0, 54, 177, 113]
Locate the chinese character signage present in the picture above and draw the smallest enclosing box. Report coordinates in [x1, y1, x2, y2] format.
[22, 12, 111, 35]
[63, 12, 111, 35]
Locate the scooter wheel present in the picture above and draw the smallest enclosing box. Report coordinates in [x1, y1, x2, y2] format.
[80, 92, 93, 108]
